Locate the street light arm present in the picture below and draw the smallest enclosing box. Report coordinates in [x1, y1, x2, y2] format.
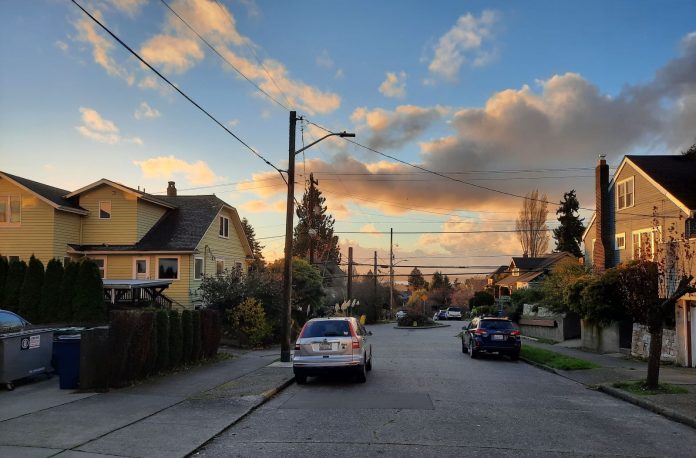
[294, 131, 355, 156]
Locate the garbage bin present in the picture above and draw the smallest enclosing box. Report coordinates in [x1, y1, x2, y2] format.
[0, 328, 55, 390]
[53, 334, 81, 389]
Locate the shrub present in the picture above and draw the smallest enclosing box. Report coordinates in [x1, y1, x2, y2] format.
[128, 311, 155, 381]
[40, 259, 63, 323]
[397, 311, 433, 327]
[155, 309, 169, 371]
[469, 291, 494, 309]
[3, 259, 26, 312]
[226, 298, 270, 348]
[0, 256, 8, 307]
[192, 310, 202, 362]
[471, 305, 495, 317]
[19, 255, 44, 323]
[73, 259, 106, 324]
[144, 311, 158, 376]
[108, 311, 139, 387]
[58, 261, 79, 322]
[201, 309, 222, 358]
[181, 310, 193, 363]
[168, 310, 183, 369]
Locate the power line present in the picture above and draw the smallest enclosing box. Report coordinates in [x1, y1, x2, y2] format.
[335, 229, 553, 235]
[71, 0, 286, 184]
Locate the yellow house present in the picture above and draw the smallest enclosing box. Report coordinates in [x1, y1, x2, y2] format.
[0, 172, 253, 308]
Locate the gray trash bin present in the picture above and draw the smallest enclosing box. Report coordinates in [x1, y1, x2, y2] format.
[0, 328, 55, 390]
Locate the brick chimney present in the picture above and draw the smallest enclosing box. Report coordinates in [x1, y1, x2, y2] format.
[166, 181, 177, 197]
[593, 155, 612, 273]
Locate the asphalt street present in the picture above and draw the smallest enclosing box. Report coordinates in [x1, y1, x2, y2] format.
[197, 323, 696, 457]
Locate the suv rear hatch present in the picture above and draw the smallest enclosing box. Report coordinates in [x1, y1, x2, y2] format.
[296, 320, 354, 357]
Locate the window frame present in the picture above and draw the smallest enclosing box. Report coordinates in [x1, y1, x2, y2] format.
[89, 255, 107, 279]
[0, 194, 21, 226]
[194, 256, 204, 280]
[615, 233, 626, 250]
[156, 256, 180, 280]
[631, 228, 658, 260]
[219, 216, 230, 239]
[99, 200, 112, 220]
[216, 259, 225, 276]
[616, 176, 635, 211]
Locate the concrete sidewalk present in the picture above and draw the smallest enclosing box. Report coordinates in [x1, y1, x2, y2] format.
[0, 347, 294, 457]
[522, 338, 696, 429]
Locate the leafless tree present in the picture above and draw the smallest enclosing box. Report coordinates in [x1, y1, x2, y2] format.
[515, 189, 550, 257]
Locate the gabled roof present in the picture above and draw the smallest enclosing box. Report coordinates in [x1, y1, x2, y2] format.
[0, 171, 88, 215]
[511, 252, 575, 272]
[487, 265, 508, 278]
[65, 178, 176, 209]
[623, 155, 696, 212]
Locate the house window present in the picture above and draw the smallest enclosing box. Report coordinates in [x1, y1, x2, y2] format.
[135, 260, 147, 275]
[512, 268, 520, 277]
[632, 229, 656, 260]
[0, 195, 21, 225]
[219, 216, 229, 238]
[157, 257, 179, 279]
[99, 201, 111, 219]
[686, 218, 696, 239]
[89, 256, 106, 278]
[63, 256, 71, 266]
[216, 260, 225, 276]
[235, 261, 242, 271]
[615, 233, 626, 250]
[616, 177, 634, 210]
[194, 256, 204, 280]
[8, 255, 20, 263]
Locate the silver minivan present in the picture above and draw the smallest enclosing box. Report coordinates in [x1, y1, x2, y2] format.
[292, 317, 372, 384]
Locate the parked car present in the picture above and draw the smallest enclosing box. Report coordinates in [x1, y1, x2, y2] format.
[0, 309, 31, 333]
[436, 310, 448, 320]
[446, 307, 463, 320]
[396, 310, 407, 320]
[461, 317, 521, 360]
[293, 317, 373, 384]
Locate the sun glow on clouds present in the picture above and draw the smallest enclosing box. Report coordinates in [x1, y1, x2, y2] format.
[133, 155, 223, 185]
[76, 107, 142, 145]
[379, 71, 407, 99]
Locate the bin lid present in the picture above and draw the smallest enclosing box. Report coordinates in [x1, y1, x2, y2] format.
[57, 334, 82, 340]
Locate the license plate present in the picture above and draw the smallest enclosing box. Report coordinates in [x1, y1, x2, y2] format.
[492, 334, 504, 341]
[319, 342, 332, 350]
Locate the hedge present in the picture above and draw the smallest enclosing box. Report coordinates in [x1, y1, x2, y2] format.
[181, 310, 193, 364]
[19, 255, 44, 323]
[40, 259, 63, 323]
[192, 310, 202, 362]
[201, 309, 221, 358]
[168, 310, 182, 369]
[156, 309, 170, 372]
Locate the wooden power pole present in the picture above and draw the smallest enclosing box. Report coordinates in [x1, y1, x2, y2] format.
[281, 111, 297, 363]
[347, 246, 353, 300]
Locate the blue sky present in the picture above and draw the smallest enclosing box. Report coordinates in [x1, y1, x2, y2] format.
[1, 0, 695, 274]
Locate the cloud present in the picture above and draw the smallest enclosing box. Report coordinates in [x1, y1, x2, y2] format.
[76, 107, 143, 145]
[55, 41, 69, 52]
[351, 104, 448, 150]
[133, 155, 223, 185]
[239, 199, 285, 213]
[237, 0, 261, 18]
[334, 69, 345, 80]
[428, 10, 499, 81]
[80, 107, 118, 133]
[73, 11, 134, 85]
[360, 224, 384, 238]
[139, 35, 204, 74]
[134, 102, 161, 120]
[418, 217, 520, 258]
[379, 71, 407, 99]
[316, 50, 334, 69]
[227, 119, 239, 128]
[107, 0, 147, 16]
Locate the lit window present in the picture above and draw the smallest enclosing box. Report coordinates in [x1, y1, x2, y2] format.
[158, 257, 179, 279]
[632, 229, 655, 260]
[512, 268, 520, 277]
[99, 201, 111, 219]
[616, 177, 634, 210]
[194, 256, 204, 280]
[216, 260, 225, 275]
[0, 195, 21, 225]
[615, 233, 626, 250]
[219, 216, 229, 238]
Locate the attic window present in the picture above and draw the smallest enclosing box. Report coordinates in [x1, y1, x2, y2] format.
[512, 267, 520, 277]
[616, 177, 634, 210]
[687, 218, 696, 239]
[99, 201, 111, 219]
[0, 195, 21, 226]
[219, 216, 229, 238]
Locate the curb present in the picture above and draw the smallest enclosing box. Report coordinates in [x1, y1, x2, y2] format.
[597, 384, 696, 430]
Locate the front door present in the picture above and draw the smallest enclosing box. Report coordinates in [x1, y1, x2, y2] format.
[134, 258, 149, 280]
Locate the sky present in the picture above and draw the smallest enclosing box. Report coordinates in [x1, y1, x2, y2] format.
[1, 0, 695, 281]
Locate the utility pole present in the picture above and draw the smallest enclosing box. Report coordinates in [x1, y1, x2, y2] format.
[280, 110, 297, 363]
[347, 246, 353, 300]
[373, 251, 378, 305]
[389, 228, 394, 315]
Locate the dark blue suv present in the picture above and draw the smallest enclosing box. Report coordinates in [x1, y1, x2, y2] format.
[462, 317, 521, 360]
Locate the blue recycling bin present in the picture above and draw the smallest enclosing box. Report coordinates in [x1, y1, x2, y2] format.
[53, 335, 81, 389]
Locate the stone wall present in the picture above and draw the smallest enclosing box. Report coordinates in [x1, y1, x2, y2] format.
[631, 323, 677, 363]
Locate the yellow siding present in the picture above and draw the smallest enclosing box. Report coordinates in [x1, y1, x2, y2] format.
[0, 178, 55, 263]
[137, 200, 167, 239]
[53, 211, 81, 259]
[79, 185, 138, 245]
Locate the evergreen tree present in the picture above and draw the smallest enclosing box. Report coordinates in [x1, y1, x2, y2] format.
[19, 255, 44, 322]
[293, 177, 341, 264]
[241, 217, 265, 270]
[4, 259, 27, 313]
[408, 267, 426, 290]
[168, 310, 183, 368]
[553, 190, 585, 257]
[73, 259, 106, 323]
[58, 261, 79, 322]
[40, 259, 64, 323]
[0, 256, 9, 307]
[156, 309, 170, 371]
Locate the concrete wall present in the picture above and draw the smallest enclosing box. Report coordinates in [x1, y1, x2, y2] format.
[520, 304, 581, 341]
[581, 320, 620, 353]
[631, 323, 678, 363]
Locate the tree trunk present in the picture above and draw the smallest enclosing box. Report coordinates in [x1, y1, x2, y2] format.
[646, 317, 663, 390]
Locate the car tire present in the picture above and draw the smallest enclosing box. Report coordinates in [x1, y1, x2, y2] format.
[469, 344, 478, 359]
[509, 351, 520, 361]
[355, 363, 367, 383]
[461, 337, 467, 353]
[294, 371, 307, 385]
[366, 354, 373, 371]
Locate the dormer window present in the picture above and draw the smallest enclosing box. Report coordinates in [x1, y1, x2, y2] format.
[219, 216, 229, 238]
[616, 177, 634, 210]
[99, 201, 111, 219]
[512, 267, 520, 277]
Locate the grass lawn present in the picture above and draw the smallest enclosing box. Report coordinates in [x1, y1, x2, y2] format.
[612, 381, 689, 395]
[521, 346, 600, 370]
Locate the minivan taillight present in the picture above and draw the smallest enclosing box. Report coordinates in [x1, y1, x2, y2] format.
[352, 339, 361, 349]
[510, 330, 521, 336]
[294, 343, 300, 350]
[474, 328, 487, 336]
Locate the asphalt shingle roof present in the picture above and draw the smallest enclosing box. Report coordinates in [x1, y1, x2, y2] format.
[1, 171, 85, 212]
[627, 155, 696, 210]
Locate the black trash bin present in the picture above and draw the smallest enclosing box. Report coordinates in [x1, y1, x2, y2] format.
[53, 334, 81, 389]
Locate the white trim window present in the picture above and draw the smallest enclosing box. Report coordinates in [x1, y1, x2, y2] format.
[616, 177, 634, 210]
[157, 257, 179, 280]
[216, 259, 225, 276]
[219, 216, 229, 238]
[89, 256, 107, 279]
[512, 267, 520, 277]
[194, 256, 204, 280]
[0, 195, 21, 226]
[632, 228, 657, 260]
[615, 233, 626, 250]
[99, 201, 112, 219]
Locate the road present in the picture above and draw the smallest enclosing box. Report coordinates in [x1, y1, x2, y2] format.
[197, 323, 696, 457]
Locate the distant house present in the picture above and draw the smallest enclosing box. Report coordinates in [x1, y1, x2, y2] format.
[582, 155, 696, 364]
[494, 252, 577, 294]
[0, 172, 253, 308]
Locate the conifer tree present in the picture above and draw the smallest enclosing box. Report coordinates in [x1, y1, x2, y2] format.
[293, 176, 341, 264]
[73, 259, 106, 323]
[241, 217, 265, 270]
[19, 255, 44, 322]
[4, 259, 27, 313]
[58, 261, 79, 322]
[553, 190, 585, 257]
[40, 259, 64, 323]
[0, 256, 9, 307]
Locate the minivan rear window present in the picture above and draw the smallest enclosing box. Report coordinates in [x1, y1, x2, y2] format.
[480, 320, 513, 330]
[303, 320, 351, 338]
[448, 307, 462, 312]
